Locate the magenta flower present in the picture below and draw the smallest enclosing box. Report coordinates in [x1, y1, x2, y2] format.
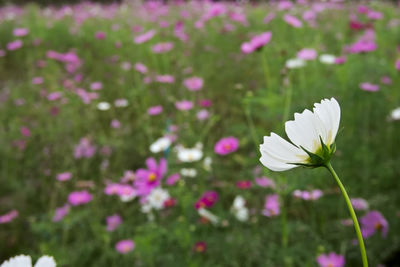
[350, 198, 369, 211]
[198, 99, 212, 107]
[262, 194, 280, 217]
[104, 183, 121, 195]
[135, 62, 148, 74]
[361, 210, 388, 238]
[297, 48, 317, 60]
[349, 40, 377, 54]
[183, 77, 204, 91]
[166, 173, 180, 186]
[175, 100, 193, 111]
[47, 92, 62, 101]
[155, 75, 175, 84]
[360, 82, 379, 92]
[335, 56, 347, 65]
[236, 180, 252, 189]
[214, 137, 239, 155]
[13, 28, 29, 37]
[95, 31, 106, 40]
[20, 126, 30, 137]
[56, 172, 72, 182]
[90, 82, 103, 90]
[283, 14, 303, 28]
[68, 190, 92, 206]
[381, 76, 392, 85]
[195, 191, 219, 210]
[147, 105, 163, 116]
[152, 42, 174, 53]
[74, 138, 96, 159]
[241, 31, 272, 54]
[134, 30, 156, 44]
[193, 241, 207, 253]
[255, 176, 276, 189]
[53, 205, 70, 222]
[7, 40, 23, 51]
[115, 240, 135, 254]
[0, 210, 18, 224]
[106, 214, 122, 232]
[396, 59, 400, 71]
[134, 158, 167, 197]
[32, 77, 43, 85]
[111, 119, 121, 129]
[316, 252, 345, 267]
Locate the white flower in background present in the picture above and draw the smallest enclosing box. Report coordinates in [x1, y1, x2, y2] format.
[1, 255, 56, 267]
[141, 203, 152, 214]
[203, 157, 212, 171]
[231, 196, 249, 222]
[176, 143, 203, 162]
[319, 54, 336, 64]
[119, 191, 136, 202]
[390, 107, 400, 120]
[260, 98, 341, 171]
[147, 188, 170, 210]
[198, 208, 219, 225]
[286, 58, 306, 69]
[180, 168, 197, 177]
[150, 137, 172, 153]
[97, 102, 111, 111]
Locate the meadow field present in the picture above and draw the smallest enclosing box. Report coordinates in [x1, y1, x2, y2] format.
[0, 0, 400, 266]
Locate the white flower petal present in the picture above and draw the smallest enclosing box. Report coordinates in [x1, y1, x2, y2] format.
[313, 98, 340, 145]
[1, 255, 32, 267]
[34, 256, 56, 267]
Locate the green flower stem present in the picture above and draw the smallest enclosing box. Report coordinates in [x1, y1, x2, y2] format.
[325, 162, 368, 267]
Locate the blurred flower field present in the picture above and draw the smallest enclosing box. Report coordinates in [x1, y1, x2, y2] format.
[0, 0, 400, 266]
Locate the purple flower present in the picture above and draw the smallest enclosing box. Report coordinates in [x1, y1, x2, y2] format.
[111, 119, 121, 129]
[0, 210, 18, 224]
[183, 77, 204, 91]
[316, 252, 345, 267]
[396, 59, 400, 71]
[297, 48, 317, 60]
[255, 176, 276, 188]
[74, 138, 96, 159]
[56, 172, 72, 182]
[166, 173, 180, 186]
[106, 214, 122, 232]
[68, 190, 92, 206]
[350, 198, 369, 210]
[53, 205, 70, 222]
[135, 62, 148, 74]
[196, 109, 209, 121]
[155, 75, 175, 84]
[241, 32, 272, 54]
[95, 31, 106, 40]
[90, 82, 103, 90]
[152, 42, 174, 53]
[175, 100, 193, 111]
[360, 82, 379, 92]
[214, 137, 239, 155]
[32, 77, 43, 85]
[361, 210, 388, 238]
[348, 40, 377, 54]
[147, 105, 163, 115]
[283, 14, 303, 28]
[7, 40, 23, 51]
[115, 240, 135, 254]
[134, 158, 167, 197]
[134, 30, 156, 44]
[262, 194, 280, 217]
[13, 28, 29, 37]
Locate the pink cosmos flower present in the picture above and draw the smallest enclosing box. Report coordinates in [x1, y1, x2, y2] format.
[13, 28, 29, 37]
[104, 183, 121, 195]
[166, 173, 180, 186]
[196, 109, 209, 121]
[7, 40, 23, 51]
[214, 137, 239, 155]
[195, 191, 219, 210]
[396, 59, 400, 71]
[47, 92, 62, 101]
[297, 48, 317, 60]
[278, 1, 293, 10]
[283, 14, 303, 28]
[263, 13, 276, 24]
[262, 194, 280, 217]
[147, 105, 163, 115]
[106, 214, 122, 231]
[350, 198, 369, 210]
[57, 172, 72, 181]
[360, 82, 379, 92]
[183, 77, 204, 91]
[134, 30, 156, 44]
[75, 89, 98, 104]
[335, 56, 347, 65]
[95, 31, 106, 40]
[241, 32, 272, 54]
[68, 190, 92, 206]
[20, 126, 30, 137]
[152, 42, 174, 53]
[53, 205, 70, 222]
[111, 119, 121, 129]
[175, 100, 193, 111]
[90, 82, 103, 90]
[367, 10, 383, 20]
[115, 240, 135, 254]
[236, 180, 252, 189]
[316, 252, 345, 267]
[0, 210, 18, 224]
[255, 176, 276, 188]
[135, 62, 148, 74]
[348, 40, 377, 54]
[134, 158, 167, 197]
[193, 242, 207, 253]
[74, 138, 96, 159]
[381, 76, 392, 85]
[155, 75, 175, 84]
[32, 77, 43, 85]
[361, 210, 388, 238]
[198, 99, 212, 107]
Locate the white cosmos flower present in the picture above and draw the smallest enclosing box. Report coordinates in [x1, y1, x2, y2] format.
[390, 107, 400, 120]
[180, 168, 197, 177]
[286, 58, 306, 69]
[147, 188, 170, 210]
[319, 54, 336, 64]
[203, 157, 212, 171]
[1, 255, 56, 267]
[150, 137, 172, 153]
[198, 208, 219, 225]
[176, 146, 203, 162]
[259, 98, 341, 171]
[231, 196, 249, 222]
[97, 102, 111, 111]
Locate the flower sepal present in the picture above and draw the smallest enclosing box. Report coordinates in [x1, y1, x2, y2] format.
[292, 137, 336, 168]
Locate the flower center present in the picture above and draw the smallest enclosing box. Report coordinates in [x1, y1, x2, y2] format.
[374, 223, 382, 230]
[223, 144, 231, 150]
[195, 245, 205, 252]
[148, 173, 157, 182]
